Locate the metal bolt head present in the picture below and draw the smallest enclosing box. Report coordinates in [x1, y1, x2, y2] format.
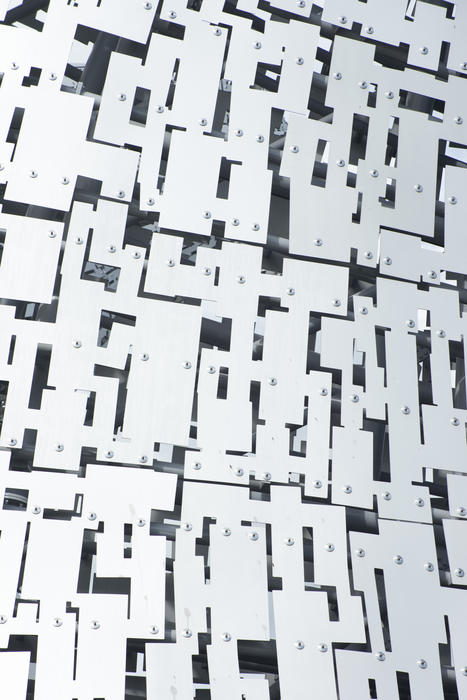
[338, 15, 347, 24]
[207, 365, 216, 374]
[385, 90, 394, 99]
[117, 190, 125, 199]
[118, 93, 126, 101]
[296, 57, 304, 65]
[448, 196, 457, 204]
[169, 10, 177, 18]
[455, 116, 464, 125]
[451, 417, 460, 426]
[11, 62, 18, 70]
[132, 251, 141, 259]
[55, 443, 64, 452]
[284, 537, 295, 546]
[256, 135, 264, 143]
[366, 26, 374, 34]
[401, 406, 410, 415]
[75, 236, 84, 245]
[231, 218, 240, 226]
[53, 617, 62, 627]
[183, 361, 192, 369]
[350, 393, 359, 403]
[150, 625, 159, 634]
[460, 62, 467, 71]
[417, 659, 428, 669]
[406, 319, 415, 328]
[202, 210, 212, 219]
[359, 81, 368, 89]
[383, 256, 392, 265]
[166, 259, 175, 267]
[313, 480, 322, 489]
[343, 485, 352, 494]
[393, 555, 403, 565]
[428, 270, 437, 279]
[359, 306, 368, 315]
[48, 230, 57, 238]
[333, 298, 342, 307]
[237, 275, 246, 284]
[147, 197, 155, 206]
[105, 450, 114, 459]
[8, 438, 17, 447]
[375, 651, 385, 661]
[461, 667, 467, 676]
[424, 562, 434, 572]
[222, 632, 231, 642]
[139, 455, 148, 464]
[318, 643, 328, 652]
[143, 1, 152, 7]
[214, 27, 222, 35]
[141, 353, 149, 361]
[183, 628, 192, 638]
[290, 145, 299, 153]
[382, 491, 392, 501]
[333, 72, 342, 80]
[456, 507, 467, 517]
[336, 159, 345, 167]
[414, 497, 424, 507]
[253, 41, 262, 49]
[313, 237, 323, 246]
[355, 547, 365, 558]
[364, 251, 373, 259]
[0, 615, 7, 624]
[268, 377, 278, 386]
[61, 176, 70, 185]
[137, 518, 146, 527]
[262, 472, 272, 482]
[287, 287, 295, 296]
[203, 267, 211, 276]
[156, 105, 165, 113]
[73, 340, 82, 348]
[199, 118, 207, 126]
[91, 620, 100, 630]
[249, 531, 259, 541]
[419, 46, 429, 55]
[319, 388, 328, 396]
[325, 543, 335, 552]
[88, 512, 97, 521]
[369, 169, 378, 177]
[235, 128, 243, 137]
[414, 184, 423, 193]
[193, 461, 202, 470]
[32, 505, 41, 515]
[235, 467, 244, 477]
[182, 522, 192, 531]
[297, 0, 305, 6]
[222, 527, 231, 537]
[295, 640, 305, 650]
[30, 169, 38, 178]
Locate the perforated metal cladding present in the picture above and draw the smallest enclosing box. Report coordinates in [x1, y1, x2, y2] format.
[0, 1, 466, 699]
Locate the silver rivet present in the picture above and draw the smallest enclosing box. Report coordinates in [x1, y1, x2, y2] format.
[105, 450, 114, 459]
[237, 275, 246, 284]
[333, 72, 342, 80]
[296, 57, 304, 65]
[406, 319, 415, 328]
[11, 62, 18, 70]
[318, 643, 328, 652]
[117, 190, 125, 199]
[133, 251, 141, 259]
[448, 196, 457, 204]
[313, 480, 322, 489]
[203, 267, 211, 276]
[169, 10, 177, 18]
[414, 184, 423, 193]
[231, 218, 240, 226]
[118, 93, 126, 101]
[193, 462, 202, 470]
[417, 659, 427, 669]
[337, 159, 345, 167]
[369, 169, 378, 177]
[359, 306, 368, 315]
[48, 230, 57, 238]
[75, 236, 84, 245]
[72, 340, 82, 348]
[223, 527, 231, 537]
[295, 640, 305, 650]
[262, 472, 272, 482]
[32, 505, 41, 514]
[297, 0, 305, 6]
[419, 46, 429, 55]
[286, 287, 295, 296]
[256, 135, 264, 143]
[338, 15, 347, 23]
[249, 531, 259, 541]
[143, 1, 152, 8]
[364, 251, 373, 259]
[268, 377, 278, 386]
[150, 625, 159, 634]
[401, 406, 410, 415]
[146, 198, 155, 207]
[55, 443, 64, 452]
[333, 298, 341, 307]
[203, 210, 212, 219]
[290, 145, 299, 153]
[137, 518, 146, 527]
[460, 62, 467, 71]
[461, 666, 467, 675]
[253, 41, 262, 49]
[375, 652, 385, 661]
[385, 90, 394, 99]
[383, 256, 392, 265]
[325, 543, 335, 552]
[359, 81, 368, 89]
[415, 497, 424, 507]
[456, 568, 465, 577]
[199, 118, 207, 126]
[8, 438, 17, 447]
[366, 26, 374, 34]
[350, 393, 359, 402]
[428, 270, 437, 279]
[53, 617, 62, 627]
[0, 616, 7, 624]
[166, 259, 176, 267]
[30, 169, 38, 178]
[313, 237, 323, 246]
[183, 628, 192, 637]
[222, 632, 231, 642]
[424, 562, 434, 572]
[319, 388, 328, 396]
[107, 245, 116, 254]
[61, 176, 70, 185]
[207, 365, 216, 374]
[284, 537, 295, 546]
[457, 507, 467, 517]
[88, 512, 97, 521]
[214, 27, 222, 35]
[451, 417, 460, 426]
[182, 523, 192, 531]
[183, 361, 192, 369]
[393, 555, 403, 565]
[235, 128, 243, 137]
[91, 620, 100, 630]
[139, 455, 148, 463]
[235, 467, 244, 477]
[355, 547, 365, 557]
[382, 492, 392, 501]
[141, 353, 149, 361]
[343, 485, 352, 494]
[156, 105, 165, 113]
[455, 116, 464, 125]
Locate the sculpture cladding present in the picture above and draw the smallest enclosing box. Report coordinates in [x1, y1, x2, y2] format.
[0, 0, 465, 698]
